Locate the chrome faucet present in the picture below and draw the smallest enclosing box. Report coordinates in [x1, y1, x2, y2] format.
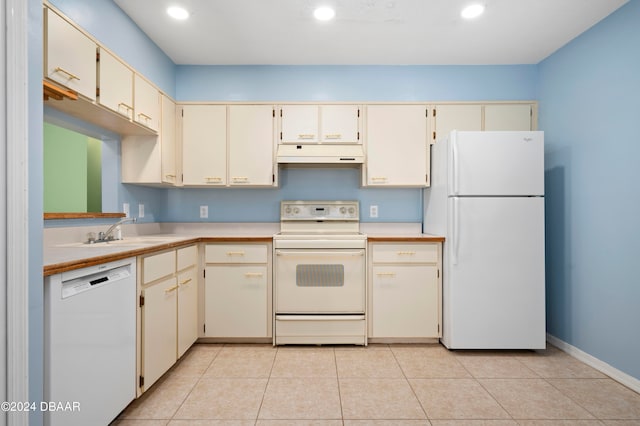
[93, 217, 137, 243]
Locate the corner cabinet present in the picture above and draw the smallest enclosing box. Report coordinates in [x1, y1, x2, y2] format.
[364, 105, 429, 187]
[368, 241, 442, 340]
[138, 244, 198, 394]
[203, 243, 272, 338]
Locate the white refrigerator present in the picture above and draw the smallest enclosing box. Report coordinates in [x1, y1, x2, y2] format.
[424, 131, 545, 349]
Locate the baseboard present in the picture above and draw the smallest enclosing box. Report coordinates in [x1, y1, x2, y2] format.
[547, 333, 640, 393]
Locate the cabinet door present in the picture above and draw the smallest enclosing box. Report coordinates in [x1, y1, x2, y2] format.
[142, 276, 178, 390]
[134, 74, 160, 131]
[372, 265, 439, 338]
[366, 105, 428, 187]
[161, 95, 177, 185]
[321, 105, 360, 143]
[484, 104, 532, 131]
[204, 265, 268, 337]
[432, 104, 482, 143]
[45, 8, 97, 100]
[177, 267, 198, 358]
[228, 105, 274, 186]
[280, 105, 318, 143]
[181, 105, 227, 186]
[97, 49, 133, 119]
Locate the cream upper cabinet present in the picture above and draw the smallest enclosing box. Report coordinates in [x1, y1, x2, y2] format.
[134, 75, 160, 131]
[120, 94, 176, 185]
[160, 95, 178, 185]
[431, 104, 482, 143]
[280, 105, 318, 143]
[228, 105, 275, 186]
[280, 105, 360, 144]
[97, 48, 133, 119]
[484, 104, 533, 130]
[181, 105, 227, 186]
[44, 7, 97, 101]
[365, 105, 429, 187]
[320, 105, 360, 143]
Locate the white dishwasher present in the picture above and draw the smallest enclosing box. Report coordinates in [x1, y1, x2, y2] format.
[44, 257, 136, 426]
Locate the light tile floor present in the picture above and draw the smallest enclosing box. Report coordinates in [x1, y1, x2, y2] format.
[113, 343, 640, 425]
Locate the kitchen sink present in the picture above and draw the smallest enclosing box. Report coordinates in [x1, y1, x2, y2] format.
[56, 236, 182, 248]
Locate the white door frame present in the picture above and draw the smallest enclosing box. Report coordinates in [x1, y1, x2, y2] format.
[3, 0, 30, 425]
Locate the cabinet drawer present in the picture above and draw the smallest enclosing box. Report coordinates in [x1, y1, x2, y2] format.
[177, 245, 198, 271]
[142, 250, 176, 284]
[205, 244, 268, 264]
[371, 243, 438, 264]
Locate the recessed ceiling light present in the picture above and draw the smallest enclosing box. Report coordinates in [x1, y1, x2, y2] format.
[167, 6, 190, 20]
[461, 3, 485, 20]
[314, 6, 336, 21]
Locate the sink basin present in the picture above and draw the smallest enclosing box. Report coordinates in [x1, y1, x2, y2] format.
[56, 236, 182, 248]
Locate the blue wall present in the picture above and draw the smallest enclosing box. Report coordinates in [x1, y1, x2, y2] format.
[539, 0, 640, 380]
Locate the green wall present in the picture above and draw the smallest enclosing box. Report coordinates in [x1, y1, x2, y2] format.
[43, 122, 101, 212]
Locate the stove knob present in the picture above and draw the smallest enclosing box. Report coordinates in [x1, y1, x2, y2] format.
[293, 207, 300, 214]
[340, 207, 346, 214]
[285, 207, 292, 214]
[348, 207, 355, 215]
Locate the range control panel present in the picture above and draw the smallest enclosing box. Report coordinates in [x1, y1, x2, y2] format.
[280, 201, 359, 221]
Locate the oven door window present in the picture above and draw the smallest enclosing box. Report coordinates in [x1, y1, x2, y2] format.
[296, 264, 344, 287]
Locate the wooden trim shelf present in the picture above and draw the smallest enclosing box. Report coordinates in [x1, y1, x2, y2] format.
[44, 212, 126, 220]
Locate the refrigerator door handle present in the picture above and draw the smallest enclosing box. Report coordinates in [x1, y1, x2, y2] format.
[451, 137, 459, 195]
[452, 197, 460, 265]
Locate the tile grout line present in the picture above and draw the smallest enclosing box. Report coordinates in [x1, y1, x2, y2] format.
[542, 376, 604, 421]
[332, 347, 346, 424]
[253, 344, 279, 424]
[168, 343, 224, 422]
[389, 344, 432, 422]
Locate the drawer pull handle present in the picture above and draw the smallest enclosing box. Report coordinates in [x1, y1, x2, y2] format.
[137, 112, 152, 121]
[179, 278, 192, 285]
[226, 251, 245, 256]
[371, 177, 388, 181]
[397, 251, 416, 255]
[244, 272, 263, 278]
[324, 134, 342, 139]
[376, 272, 396, 277]
[165, 285, 179, 293]
[118, 102, 133, 111]
[165, 174, 176, 178]
[297, 134, 315, 139]
[54, 67, 80, 80]
[205, 177, 223, 182]
[232, 177, 249, 182]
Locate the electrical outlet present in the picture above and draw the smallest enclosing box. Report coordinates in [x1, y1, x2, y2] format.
[370, 205, 379, 218]
[138, 204, 145, 218]
[123, 203, 130, 218]
[200, 205, 209, 219]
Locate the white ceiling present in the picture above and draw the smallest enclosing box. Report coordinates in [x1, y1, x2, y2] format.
[113, 0, 628, 65]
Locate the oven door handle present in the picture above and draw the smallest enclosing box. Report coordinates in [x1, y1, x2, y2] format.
[276, 251, 364, 257]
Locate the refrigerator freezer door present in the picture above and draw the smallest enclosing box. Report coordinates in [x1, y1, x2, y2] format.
[449, 131, 544, 197]
[442, 196, 545, 349]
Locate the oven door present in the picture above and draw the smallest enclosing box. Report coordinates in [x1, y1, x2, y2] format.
[275, 249, 365, 313]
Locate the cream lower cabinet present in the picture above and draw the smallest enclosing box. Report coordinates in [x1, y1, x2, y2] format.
[139, 245, 198, 393]
[204, 243, 271, 338]
[365, 105, 429, 187]
[368, 242, 442, 339]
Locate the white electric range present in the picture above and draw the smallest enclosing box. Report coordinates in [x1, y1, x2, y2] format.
[273, 201, 367, 345]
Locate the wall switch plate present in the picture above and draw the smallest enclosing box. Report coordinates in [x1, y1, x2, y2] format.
[200, 205, 208, 219]
[123, 203, 130, 218]
[138, 204, 145, 218]
[370, 205, 379, 218]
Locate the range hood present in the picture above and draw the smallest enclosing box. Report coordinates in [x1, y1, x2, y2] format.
[276, 144, 364, 164]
